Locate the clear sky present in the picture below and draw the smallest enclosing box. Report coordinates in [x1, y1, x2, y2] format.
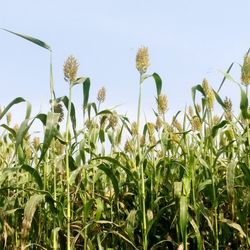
[1, 1, 250, 126]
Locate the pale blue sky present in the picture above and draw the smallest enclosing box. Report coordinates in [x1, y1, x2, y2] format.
[1, 1, 250, 125]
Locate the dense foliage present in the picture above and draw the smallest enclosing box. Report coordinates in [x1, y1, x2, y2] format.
[0, 29, 250, 249]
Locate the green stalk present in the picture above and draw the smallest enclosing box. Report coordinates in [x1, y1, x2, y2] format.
[137, 74, 147, 250]
[207, 108, 219, 250]
[50, 52, 58, 250]
[66, 83, 73, 250]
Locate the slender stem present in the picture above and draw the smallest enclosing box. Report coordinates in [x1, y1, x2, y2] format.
[66, 83, 73, 250]
[137, 75, 147, 250]
[208, 108, 219, 250]
[49, 52, 58, 250]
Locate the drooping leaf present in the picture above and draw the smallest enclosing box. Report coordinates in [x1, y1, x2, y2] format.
[190, 218, 202, 250]
[0, 124, 16, 137]
[211, 120, 228, 138]
[39, 112, 59, 163]
[56, 96, 77, 138]
[1, 28, 51, 51]
[21, 164, 43, 189]
[219, 218, 246, 238]
[0, 97, 26, 120]
[97, 163, 119, 200]
[21, 194, 45, 244]
[152, 73, 162, 96]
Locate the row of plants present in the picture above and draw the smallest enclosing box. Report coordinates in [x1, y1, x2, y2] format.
[0, 29, 250, 249]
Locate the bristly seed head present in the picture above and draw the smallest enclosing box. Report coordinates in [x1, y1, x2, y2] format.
[155, 116, 163, 130]
[188, 106, 194, 117]
[173, 119, 182, 132]
[191, 116, 202, 131]
[136, 46, 150, 74]
[241, 55, 250, 85]
[202, 79, 215, 110]
[33, 137, 40, 151]
[224, 97, 233, 121]
[109, 111, 118, 129]
[53, 103, 64, 122]
[131, 122, 138, 136]
[64, 55, 79, 82]
[97, 87, 106, 103]
[6, 112, 12, 125]
[157, 94, 168, 115]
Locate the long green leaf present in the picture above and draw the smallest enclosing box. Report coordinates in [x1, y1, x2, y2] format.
[83, 78, 91, 113]
[1, 28, 51, 51]
[97, 163, 119, 200]
[21, 164, 43, 189]
[56, 96, 77, 138]
[152, 73, 162, 96]
[21, 194, 45, 244]
[0, 97, 26, 120]
[39, 112, 59, 163]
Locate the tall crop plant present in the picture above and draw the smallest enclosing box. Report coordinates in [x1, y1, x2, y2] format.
[0, 29, 250, 249]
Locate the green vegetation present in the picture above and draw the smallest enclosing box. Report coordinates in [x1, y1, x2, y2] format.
[0, 29, 250, 249]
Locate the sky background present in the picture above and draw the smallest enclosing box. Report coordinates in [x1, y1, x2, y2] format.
[1, 1, 250, 129]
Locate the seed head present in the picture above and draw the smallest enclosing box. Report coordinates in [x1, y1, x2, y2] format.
[131, 122, 138, 136]
[97, 87, 106, 103]
[6, 112, 12, 125]
[224, 97, 233, 121]
[147, 122, 155, 136]
[213, 115, 220, 125]
[157, 94, 168, 115]
[53, 103, 64, 122]
[224, 97, 232, 113]
[188, 106, 194, 117]
[55, 139, 64, 155]
[124, 139, 134, 153]
[173, 119, 182, 132]
[155, 116, 163, 130]
[241, 55, 250, 85]
[33, 137, 40, 151]
[191, 116, 202, 131]
[136, 46, 150, 74]
[202, 79, 215, 110]
[109, 111, 118, 129]
[13, 124, 19, 132]
[64, 55, 79, 82]
[140, 135, 146, 147]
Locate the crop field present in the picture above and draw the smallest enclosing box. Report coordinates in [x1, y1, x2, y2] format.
[0, 30, 250, 250]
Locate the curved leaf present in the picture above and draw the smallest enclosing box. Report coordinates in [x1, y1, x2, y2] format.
[21, 164, 43, 189]
[1, 28, 51, 51]
[97, 163, 119, 200]
[0, 97, 26, 120]
[152, 73, 162, 96]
